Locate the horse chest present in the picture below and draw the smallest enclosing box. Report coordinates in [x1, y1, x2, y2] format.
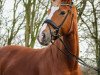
[37, 59, 70, 75]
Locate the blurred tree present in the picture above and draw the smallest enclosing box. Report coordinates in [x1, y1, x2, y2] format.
[7, 0, 22, 45]
[0, 0, 25, 46]
[0, 0, 50, 47]
[0, 0, 4, 45]
[0, 0, 4, 25]
[23, 0, 50, 47]
[77, 0, 87, 21]
[77, 0, 100, 75]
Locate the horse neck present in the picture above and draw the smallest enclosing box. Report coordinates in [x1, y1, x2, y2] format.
[64, 28, 79, 61]
[50, 21, 79, 70]
[62, 21, 79, 70]
[65, 17, 79, 56]
[63, 6, 79, 70]
[49, 6, 79, 70]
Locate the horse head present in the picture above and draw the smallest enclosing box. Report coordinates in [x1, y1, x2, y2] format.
[37, 0, 76, 46]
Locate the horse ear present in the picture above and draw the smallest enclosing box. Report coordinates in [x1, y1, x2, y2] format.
[51, 0, 61, 6]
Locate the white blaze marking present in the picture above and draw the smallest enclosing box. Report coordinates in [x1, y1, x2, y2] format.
[47, 6, 59, 19]
[38, 6, 59, 42]
[39, 23, 48, 42]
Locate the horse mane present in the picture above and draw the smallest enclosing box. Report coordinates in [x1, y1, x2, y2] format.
[64, 5, 79, 70]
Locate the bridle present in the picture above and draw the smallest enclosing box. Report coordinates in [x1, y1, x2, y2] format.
[43, 2, 100, 72]
[44, 2, 74, 39]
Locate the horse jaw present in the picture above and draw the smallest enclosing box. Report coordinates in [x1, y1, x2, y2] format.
[37, 6, 59, 46]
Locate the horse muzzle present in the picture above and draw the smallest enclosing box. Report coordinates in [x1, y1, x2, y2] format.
[37, 30, 52, 46]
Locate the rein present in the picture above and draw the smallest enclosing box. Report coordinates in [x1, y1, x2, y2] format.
[53, 37, 100, 72]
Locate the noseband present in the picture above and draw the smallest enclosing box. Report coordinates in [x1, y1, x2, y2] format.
[44, 2, 73, 38]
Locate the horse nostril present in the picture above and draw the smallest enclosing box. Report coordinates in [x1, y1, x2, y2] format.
[42, 32, 46, 39]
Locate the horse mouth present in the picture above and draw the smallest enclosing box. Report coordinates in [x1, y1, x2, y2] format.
[37, 34, 51, 46]
[38, 40, 49, 46]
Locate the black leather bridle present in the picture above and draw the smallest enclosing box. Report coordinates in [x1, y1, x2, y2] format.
[43, 2, 73, 39]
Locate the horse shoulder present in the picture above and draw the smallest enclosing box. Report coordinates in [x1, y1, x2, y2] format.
[0, 45, 45, 75]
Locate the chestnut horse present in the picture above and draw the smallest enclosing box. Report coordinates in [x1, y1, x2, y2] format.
[0, 0, 82, 75]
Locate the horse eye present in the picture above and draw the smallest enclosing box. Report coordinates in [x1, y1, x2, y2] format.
[60, 11, 65, 15]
